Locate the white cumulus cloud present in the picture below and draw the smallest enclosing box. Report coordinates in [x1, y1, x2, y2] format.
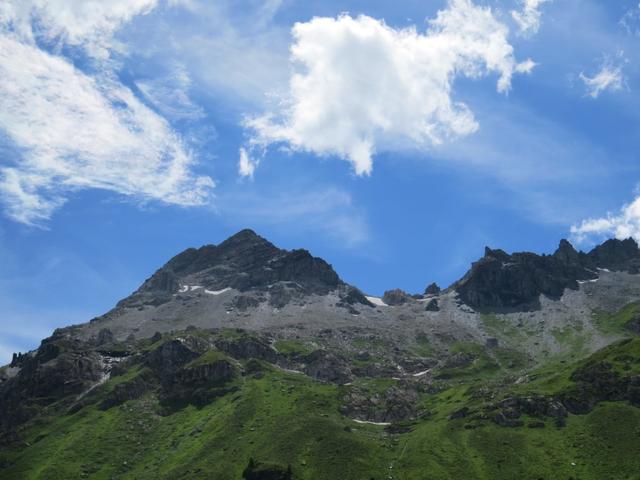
[244, 0, 534, 176]
[571, 195, 640, 243]
[0, 1, 214, 225]
[511, 0, 552, 36]
[580, 64, 625, 99]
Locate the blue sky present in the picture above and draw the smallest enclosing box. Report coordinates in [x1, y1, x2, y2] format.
[1, 0, 640, 363]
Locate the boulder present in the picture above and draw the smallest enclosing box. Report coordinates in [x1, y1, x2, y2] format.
[425, 299, 439, 312]
[303, 350, 353, 384]
[493, 411, 524, 428]
[424, 282, 441, 295]
[242, 459, 292, 480]
[382, 289, 412, 306]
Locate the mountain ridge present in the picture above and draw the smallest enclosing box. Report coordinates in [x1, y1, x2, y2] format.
[2, 230, 640, 479]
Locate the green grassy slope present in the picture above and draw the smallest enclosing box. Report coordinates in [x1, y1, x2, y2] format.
[2, 342, 640, 480]
[1, 319, 639, 479]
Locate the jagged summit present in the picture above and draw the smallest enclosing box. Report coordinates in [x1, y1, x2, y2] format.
[46, 231, 640, 346]
[119, 229, 345, 309]
[455, 238, 640, 311]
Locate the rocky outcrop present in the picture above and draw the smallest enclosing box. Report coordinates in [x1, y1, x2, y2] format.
[340, 384, 420, 423]
[214, 335, 278, 363]
[243, 459, 293, 480]
[338, 286, 374, 307]
[176, 358, 235, 386]
[10, 353, 28, 368]
[232, 294, 263, 311]
[424, 282, 441, 295]
[100, 369, 156, 410]
[382, 289, 412, 306]
[145, 337, 208, 377]
[560, 361, 633, 414]
[0, 333, 106, 437]
[303, 350, 353, 384]
[425, 299, 439, 312]
[625, 315, 640, 334]
[588, 238, 640, 273]
[493, 396, 567, 427]
[455, 238, 640, 311]
[96, 328, 115, 346]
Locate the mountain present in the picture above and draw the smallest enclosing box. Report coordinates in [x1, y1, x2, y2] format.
[1, 230, 640, 479]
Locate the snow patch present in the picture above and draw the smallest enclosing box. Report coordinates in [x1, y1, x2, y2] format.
[578, 279, 599, 284]
[412, 369, 432, 377]
[366, 296, 388, 307]
[178, 285, 204, 293]
[352, 419, 391, 426]
[204, 287, 232, 295]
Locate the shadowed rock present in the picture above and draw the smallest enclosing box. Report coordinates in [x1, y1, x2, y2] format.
[117, 229, 346, 309]
[454, 238, 640, 311]
[424, 282, 441, 295]
[382, 289, 412, 306]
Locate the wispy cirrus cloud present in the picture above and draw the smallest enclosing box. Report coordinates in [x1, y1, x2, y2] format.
[620, 3, 640, 36]
[243, 0, 535, 176]
[0, 0, 214, 226]
[0, 0, 159, 58]
[580, 62, 625, 98]
[511, 0, 553, 36]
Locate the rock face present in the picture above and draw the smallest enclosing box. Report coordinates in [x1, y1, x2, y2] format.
[100, 370, 155, 410]
[214, 335, 278, 363]
[175, 359, 235, 386]
[0, 331, 106, 438]
[559, 360, 636, 414]
[145, 338, 207, 377]
[303, 350, 353, 384]
[424, 282, 441, 295]
[243, 459, 293, 480]
[119, 229, 346, 309]
[382, 289, 412, 306]
[455, 238, 640, 311]
[425, 299, 439, 312]
[340, 384, 420, 423]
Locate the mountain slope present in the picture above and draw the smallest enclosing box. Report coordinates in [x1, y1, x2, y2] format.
[1, 230, 640, 479]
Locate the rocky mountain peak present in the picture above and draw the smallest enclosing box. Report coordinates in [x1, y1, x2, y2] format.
[553, 239, 581, 265]
[588, 238, 640, 272]
[118, 230, 344, 308]
[455, 237, 640, 311]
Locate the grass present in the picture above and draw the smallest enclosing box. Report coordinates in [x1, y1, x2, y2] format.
[396, 403, 640, 480]
[185, 349, 230, 368]
[436, 342, 526, 381]
[480, 314, 523, 341]
[2, 336, 640, 479]
[272, 339, 315, 358]
[0, 369, 395, 480]
[592, 301, 640, 335]
[410, 333, 433, 357]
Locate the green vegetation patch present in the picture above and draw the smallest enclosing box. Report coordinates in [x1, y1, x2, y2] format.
[185, 349, 230, 368]
[592, 301, 640, 335]
[273, 339, 315, 358]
